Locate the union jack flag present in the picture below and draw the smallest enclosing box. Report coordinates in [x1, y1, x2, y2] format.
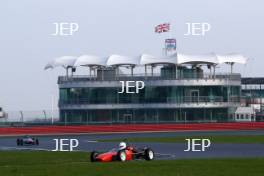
[155, 23, 170, 33]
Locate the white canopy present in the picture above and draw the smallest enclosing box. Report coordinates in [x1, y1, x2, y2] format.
[74, 55, 107, 67]
[44, 56, 77, 70]
[177, 53, 218, 65]
[106, 55, 140, 66]
[216, 53, 247, 64]
[45, 53, 248, 70]
[140, 54, 177, 65]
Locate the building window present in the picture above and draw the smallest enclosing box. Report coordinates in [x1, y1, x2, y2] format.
[246, 114, 249, 119]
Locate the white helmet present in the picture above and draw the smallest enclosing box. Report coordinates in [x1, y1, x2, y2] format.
[119, 142, 127, 150]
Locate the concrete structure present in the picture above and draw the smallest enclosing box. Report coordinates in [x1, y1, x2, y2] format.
[234, 107, 255, 122]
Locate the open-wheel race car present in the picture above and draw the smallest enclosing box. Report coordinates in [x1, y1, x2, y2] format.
[90, 142, 154, 162]
[16, 135, 39, 146]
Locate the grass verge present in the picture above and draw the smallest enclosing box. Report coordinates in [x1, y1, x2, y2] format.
[0, 151, 264, 176]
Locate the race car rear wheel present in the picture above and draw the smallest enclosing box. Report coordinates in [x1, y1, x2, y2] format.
[16, 139, 20, 146]
[90, 151, 99, 162]
[144, 148, 154, 161]
[36, 139, 39, 145]
[20, 139, 23, 146]
[117, 150, 126, 162]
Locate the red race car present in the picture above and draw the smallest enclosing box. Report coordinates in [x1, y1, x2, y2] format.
[90, 142, 154, 162]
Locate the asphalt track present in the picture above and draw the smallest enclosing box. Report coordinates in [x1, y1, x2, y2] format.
[1, 130, 264, 159]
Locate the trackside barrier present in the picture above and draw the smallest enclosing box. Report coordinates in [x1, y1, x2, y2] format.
[1, 122, 264, 135]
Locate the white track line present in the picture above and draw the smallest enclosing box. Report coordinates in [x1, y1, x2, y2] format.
[83, 140, 98, 143]
[0, 146, 51, 151]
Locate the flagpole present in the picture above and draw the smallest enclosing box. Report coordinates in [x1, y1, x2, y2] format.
[155, 23, 171, 56]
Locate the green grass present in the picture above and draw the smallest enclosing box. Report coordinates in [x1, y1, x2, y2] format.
[99, 135, 264, 143]
[0, 151, 264, 176]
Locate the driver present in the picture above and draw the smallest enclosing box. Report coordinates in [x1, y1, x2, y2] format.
[119, 142, 127, 150]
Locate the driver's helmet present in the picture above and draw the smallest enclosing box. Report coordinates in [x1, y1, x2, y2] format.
[119, 142, 127, 150]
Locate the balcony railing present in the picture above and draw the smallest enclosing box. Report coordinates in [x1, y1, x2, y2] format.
[58, 73, 241, 84]
[59, 96, 240, 106]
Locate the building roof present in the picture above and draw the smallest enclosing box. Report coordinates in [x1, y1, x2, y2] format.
[235, 107, 254, 114]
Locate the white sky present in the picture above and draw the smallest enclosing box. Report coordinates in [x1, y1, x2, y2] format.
[0, 0, 263, 110]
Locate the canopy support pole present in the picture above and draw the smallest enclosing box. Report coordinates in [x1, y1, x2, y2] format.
[230, 62, 234, 74]
[131, 66, 134, 76]
[116, 66, 119, 80]
[175, 65, 178, 79]
[213, 65, 216, 79]
[66, 67, 69, 78]
[89, 66, 92, 80]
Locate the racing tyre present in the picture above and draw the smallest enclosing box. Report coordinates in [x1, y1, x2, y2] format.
[117, 150, 126, 162]
[36, 139, 39, 145]
[144, 148, 154, 161]
[16, 139, 20, 146]
[90, 151, 99, 162]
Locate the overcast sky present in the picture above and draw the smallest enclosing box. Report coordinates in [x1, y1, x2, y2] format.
[0, 0, 263, 111]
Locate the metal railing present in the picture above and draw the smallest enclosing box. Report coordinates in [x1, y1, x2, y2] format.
[59, 96, 240, 105]
[58, 73, 241, 84]
[2, 108, 264, 126]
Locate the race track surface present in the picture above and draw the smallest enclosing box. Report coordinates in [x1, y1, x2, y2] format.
[1, 130, 264, 160]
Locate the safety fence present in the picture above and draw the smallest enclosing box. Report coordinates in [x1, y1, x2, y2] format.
[0, 110, 59, 126]
[1, 109, 264, 127]
[1, 122, 264, 135]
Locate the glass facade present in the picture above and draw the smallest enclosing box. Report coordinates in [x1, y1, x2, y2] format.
[59, 86, 240, 105]
[60, 108, 232, 124]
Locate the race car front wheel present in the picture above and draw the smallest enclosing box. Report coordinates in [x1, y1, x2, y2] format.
[117, 150, 126, 162]
[144, 148, 154, 161]
[90, 151, 99, 162]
